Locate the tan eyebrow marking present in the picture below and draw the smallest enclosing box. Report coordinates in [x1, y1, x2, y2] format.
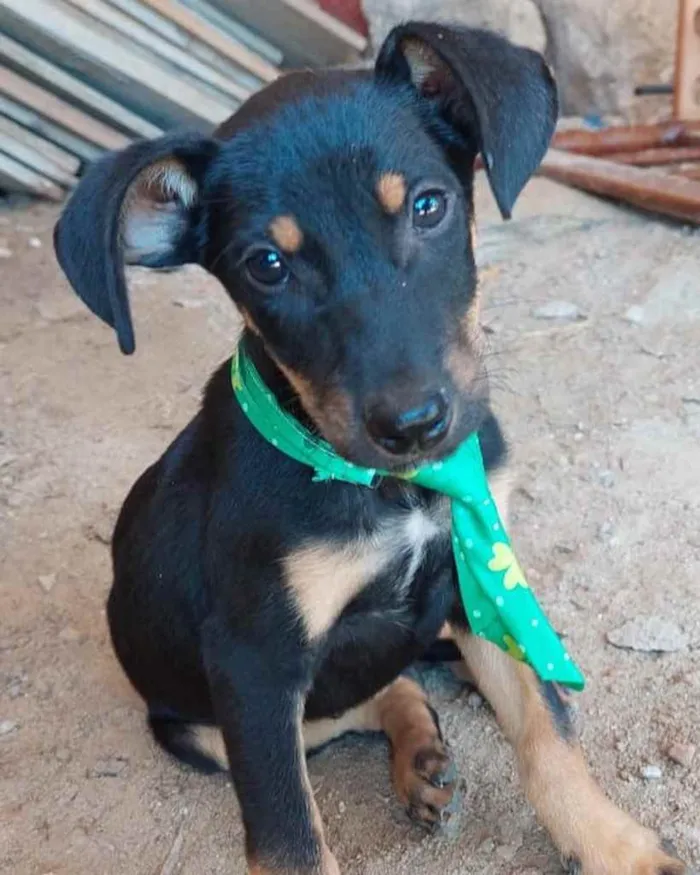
[376, 172, 407, 214]
[269, 215, 303, 253]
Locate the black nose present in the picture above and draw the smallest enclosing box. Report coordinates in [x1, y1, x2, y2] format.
[365, 392, 451, 455]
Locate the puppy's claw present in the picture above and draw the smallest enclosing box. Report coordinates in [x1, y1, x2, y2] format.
[563, 856, 583, 875]
[395, 739, 459, 831]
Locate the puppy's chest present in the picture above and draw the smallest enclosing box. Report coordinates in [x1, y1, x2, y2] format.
[284, 497, 451, 641]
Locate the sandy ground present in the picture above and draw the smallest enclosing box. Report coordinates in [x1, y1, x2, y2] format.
[1, 176, 699, 875]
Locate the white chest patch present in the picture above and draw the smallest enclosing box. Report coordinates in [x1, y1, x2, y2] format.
[397, 508, 442, 590]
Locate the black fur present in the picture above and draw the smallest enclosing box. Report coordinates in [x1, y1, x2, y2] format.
[54, 22, 556, 873]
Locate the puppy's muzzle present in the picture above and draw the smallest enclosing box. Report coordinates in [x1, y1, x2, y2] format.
[364, 390, 451, 455]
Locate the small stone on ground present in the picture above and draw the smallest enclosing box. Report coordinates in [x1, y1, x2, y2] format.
[532, 301, 585, 321]
[607, 618, 689, 653]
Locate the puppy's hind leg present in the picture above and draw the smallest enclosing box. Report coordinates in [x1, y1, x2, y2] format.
[304, 676, 458, 831]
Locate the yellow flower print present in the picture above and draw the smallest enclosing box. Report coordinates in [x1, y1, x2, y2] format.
[488, 542, 528, 591]
[503, 634, 525, 661]
[397, 468, 420, 481]
[231, 355, 243, 391]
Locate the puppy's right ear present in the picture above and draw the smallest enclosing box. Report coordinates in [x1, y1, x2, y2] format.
[54, 133, 219, 354]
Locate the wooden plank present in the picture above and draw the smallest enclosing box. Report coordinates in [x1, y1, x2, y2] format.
[0, 128, 76, 187]
[183, 0, 283, 65]
[674, 164, 700, 179]
[135, 0, 279, 82]
[105, 0, 270, 89]
[0, 0, 234, 129]
[0, 65, 131, 150]
[210, 0, 366, 65]
[62, 0, 251, 102]
[0, 150, 64, 200]
[603, 145, 700, 166]
[0, 115, 82, 182]
[0, 33, 161, 139]
[0, 95, 102, 162]
[552, 122, 700, 156]
[674, 0, 700, 120]
[539, 148, 700, 225]
[0, 114, 81, 175]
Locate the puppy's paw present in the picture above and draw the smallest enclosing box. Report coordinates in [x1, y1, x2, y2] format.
[392, 735, 459, 830]
[563, 826, 688, 875]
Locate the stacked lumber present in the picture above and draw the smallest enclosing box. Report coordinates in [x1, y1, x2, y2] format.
[0, 0, 367, 200]
[512, 121, 700, 225]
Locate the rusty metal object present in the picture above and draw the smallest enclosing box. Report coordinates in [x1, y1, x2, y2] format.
[538, 149, 700, 224]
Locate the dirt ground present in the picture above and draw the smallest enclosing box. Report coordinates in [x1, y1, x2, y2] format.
[1, 175, 699, 875]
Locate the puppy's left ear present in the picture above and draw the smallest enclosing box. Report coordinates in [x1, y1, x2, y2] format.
[375, 23, 557, 218]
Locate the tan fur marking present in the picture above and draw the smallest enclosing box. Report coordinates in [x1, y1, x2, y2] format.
[376, 172, 406, 214]
[453, 633, 684, 874]
[376, 677, 434, 746]
[445, 293, 486, 395]
[284, 539, 394, 640]
[190, 724, 229, 770]
[309, 677, 455, 828]
[271, 354, 353, 450]
[377, 677, 455, 823]
[248, 702, 339, 875]
[295, 704, 340, 875]
[269, 215, 303, 254]
[240, 307, 262, 337]
[303, 701, 381, 750]
[464, 285, 485, 349]
[445, 341, 479, 395]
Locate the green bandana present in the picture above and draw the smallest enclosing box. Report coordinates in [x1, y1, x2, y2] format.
[231, 350, 584, 691]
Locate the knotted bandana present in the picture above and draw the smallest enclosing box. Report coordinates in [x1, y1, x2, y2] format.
[231, 350, 584, 691]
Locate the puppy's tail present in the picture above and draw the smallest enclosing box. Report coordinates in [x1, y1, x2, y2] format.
[148, 710, 229, 774]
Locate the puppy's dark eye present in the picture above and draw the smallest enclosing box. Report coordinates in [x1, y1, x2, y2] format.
[245, 248, 289, 286]
[412, 190, 448, 229]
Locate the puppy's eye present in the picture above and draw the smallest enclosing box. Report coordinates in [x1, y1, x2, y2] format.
[412, 190, 448, 229]
[245, 248, 289, 286]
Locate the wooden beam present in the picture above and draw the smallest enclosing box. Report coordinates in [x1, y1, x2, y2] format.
[538, 149, 700, 225]
[0, 0, 234, 129]
[0, 33, 161, 139]
[62, 0, 251, 102]
[0, 150, 64, 200]
[182, 0, 283, 65]
[208, 0, 366, 65]
[135, 0, 279, 82]
[603, 145, 700, 166]
[103, 0, 265, 91]
[0, 65, 131, 150]
[674, 0, 700, 120]
[0, 127, 76, 187]
[0, 94, 102, 162]
[552, 121, 700, 156]
[0, 114, 81, 176]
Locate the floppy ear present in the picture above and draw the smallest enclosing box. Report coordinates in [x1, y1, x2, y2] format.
[375, 23, 558, 219]
[53, 133, 219, 354]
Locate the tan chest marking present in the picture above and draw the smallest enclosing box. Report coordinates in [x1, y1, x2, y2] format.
[284, 509, 442, 641]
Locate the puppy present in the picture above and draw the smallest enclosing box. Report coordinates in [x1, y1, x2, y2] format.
[54, 22, 688, 875]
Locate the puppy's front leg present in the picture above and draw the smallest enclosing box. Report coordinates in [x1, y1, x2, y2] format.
[202, 620, 338, 875]
[452, 630, 686, 875]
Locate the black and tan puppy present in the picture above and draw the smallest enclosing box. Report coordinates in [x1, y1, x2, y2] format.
[54, 22, 688, 875]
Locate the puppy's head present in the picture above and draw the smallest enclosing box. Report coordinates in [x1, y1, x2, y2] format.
[55, 23, 556, 469]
